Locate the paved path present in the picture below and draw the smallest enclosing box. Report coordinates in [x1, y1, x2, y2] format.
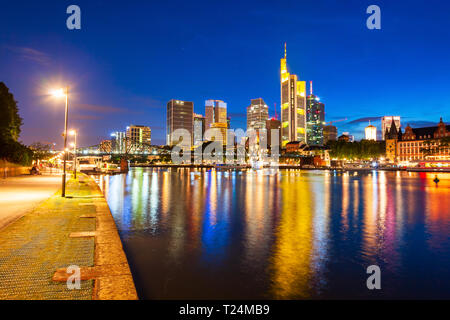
[0, 174, 61, 230]
[0, 174, 137, 300]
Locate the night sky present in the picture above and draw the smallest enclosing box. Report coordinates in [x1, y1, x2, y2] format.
[1, 0, 449, 147]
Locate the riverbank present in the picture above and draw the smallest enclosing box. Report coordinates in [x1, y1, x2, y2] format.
[0, 173, 137, 300]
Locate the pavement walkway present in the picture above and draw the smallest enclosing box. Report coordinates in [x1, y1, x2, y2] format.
[0, 174, 137, 300]
[0, 174, 61, 230]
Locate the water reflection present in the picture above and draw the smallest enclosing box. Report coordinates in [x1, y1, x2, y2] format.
[99, 169, 450, 299]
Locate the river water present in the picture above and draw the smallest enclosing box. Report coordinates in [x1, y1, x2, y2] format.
[96, 168, 450, 299]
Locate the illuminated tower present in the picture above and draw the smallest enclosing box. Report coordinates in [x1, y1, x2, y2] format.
[306, 81, 325, 146]
[280, 43, 307, 146]
[364, 121, 377, 141]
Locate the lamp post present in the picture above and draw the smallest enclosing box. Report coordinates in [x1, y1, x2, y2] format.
[69, 130, 77, 179]
[51, 87, 69, 197]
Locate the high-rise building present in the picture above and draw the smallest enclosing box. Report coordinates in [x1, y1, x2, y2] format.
[167, 99, 194, 146]
[247, 98, 269, 131]
[210, 122, 228, 145]
[193, 113, 205, 147]
[382, 116, 401, 140]
[265, 118, 281, 151]
[205, 99, 227, 130]
[365, 122, 377, 141]
[306, 82, 325, 146]
[323, 125, 337, 144]
[280, 43, 307, 146]
[111, 131, 126, 154]
[126, 125, 151, 154]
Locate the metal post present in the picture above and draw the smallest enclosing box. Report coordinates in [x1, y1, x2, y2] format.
[62, 86, 69, 197]
[73, 132, 77, 179]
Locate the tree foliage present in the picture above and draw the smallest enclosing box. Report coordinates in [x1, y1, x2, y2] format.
[326, 140, 386, 160]
[0, 82, 32, 165]
[29, 142, 53, 161]
[0, 82, 23, 142]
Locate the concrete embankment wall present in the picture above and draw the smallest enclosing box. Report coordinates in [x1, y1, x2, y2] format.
[0, 160, 29, 178]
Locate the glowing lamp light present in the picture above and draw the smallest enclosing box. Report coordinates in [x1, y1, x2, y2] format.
[50, 88, 65, 98]
[69, 130, 76, 136]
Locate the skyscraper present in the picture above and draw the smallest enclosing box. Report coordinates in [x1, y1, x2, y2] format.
[323, 125, 337, 144]
[247, 98, 269, 131]
[265, 118, 281, 151]
[126, 125, 151, 154]
[205, 99, 227, 130]
[382, 116, 401, 140]
[306, 81, 325, 146]
[193, 113, 205, 147]
[280, 43, 307, 146]
[111, 131, 126, 154]
[167, 99, 194, 146]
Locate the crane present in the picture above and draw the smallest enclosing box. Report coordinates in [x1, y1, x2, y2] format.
[324, 118, 347, 125]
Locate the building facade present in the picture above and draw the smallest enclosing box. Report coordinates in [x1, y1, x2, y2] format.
[382, 116, 401, 140]
[306, 83, 325, 146]
[265, 118, 281, 151]
[167, 99, 194, 147]
[126, 125, 151, 154]
[280, 44, 307, 146]
[111, 131, 126, 154]
[205, 99, 227, 130]
[397, 117, 449, 162]
[323, 125, 337, 144]
[193, 113, 205, 147]
[365, 122, 377, 141]
[247, 98, 269, 131]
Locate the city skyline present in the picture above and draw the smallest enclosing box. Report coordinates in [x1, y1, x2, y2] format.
[1, 0, 450, 148]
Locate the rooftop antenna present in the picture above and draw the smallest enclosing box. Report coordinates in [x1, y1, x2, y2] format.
[284, 42, 287, 59]
[310, 81, 313, 95]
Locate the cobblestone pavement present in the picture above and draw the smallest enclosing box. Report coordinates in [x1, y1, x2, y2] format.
[0, 175, 99, 300]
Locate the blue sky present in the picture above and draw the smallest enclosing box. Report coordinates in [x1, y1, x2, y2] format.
[1, 0, 449, 146]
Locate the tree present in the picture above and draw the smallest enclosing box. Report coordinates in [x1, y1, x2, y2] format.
[0, 82, 32, 165]
[326, 140, 385, 160]
[29, 142, 53, 161]
[0, 82, 23, 142]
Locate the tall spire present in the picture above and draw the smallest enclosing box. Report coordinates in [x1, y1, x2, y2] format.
[284, 42, 286, 59]
[310, 81, 313, 95]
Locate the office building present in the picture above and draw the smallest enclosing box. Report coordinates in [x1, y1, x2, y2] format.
[167, 99, 194, 146]
[111, 131, 126, 154]
[306, 82, 325, 146]
[193, 113, 205, 147]
[323, 125, 337, 144]
[126, 125, 151, 154]
[265, 118, 281, 151]
[247, 98, 269, 131]
[280, 43, 307, 146]
[205, 99, 227, 130]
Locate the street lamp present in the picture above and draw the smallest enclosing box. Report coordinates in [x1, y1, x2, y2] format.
[69, 130, 77, 179]
[51, 87, 69, 197]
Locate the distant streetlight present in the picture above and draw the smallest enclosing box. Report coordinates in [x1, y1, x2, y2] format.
[51, 86, 69, 197]
[69, 130, 77, 179]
